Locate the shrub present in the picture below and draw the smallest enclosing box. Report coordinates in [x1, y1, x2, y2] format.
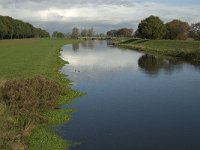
[0, 76, 62, 123]
[0, 77, 63, 149]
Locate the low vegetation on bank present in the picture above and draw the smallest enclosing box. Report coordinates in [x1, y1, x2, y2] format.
[0, 38, 83, 150]
[117, 39, 200, 61]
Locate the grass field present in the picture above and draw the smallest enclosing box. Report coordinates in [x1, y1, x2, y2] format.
[0, 38, 83, 150]
[117, 39, 200, 61]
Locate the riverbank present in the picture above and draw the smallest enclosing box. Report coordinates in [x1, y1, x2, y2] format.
[0, 38, 83, 150]
[116, 39, 200, 61]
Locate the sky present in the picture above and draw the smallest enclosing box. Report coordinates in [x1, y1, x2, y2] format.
[0, 0, 200, 33]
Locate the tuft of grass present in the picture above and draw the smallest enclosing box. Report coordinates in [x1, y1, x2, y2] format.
[117, 39, 200, 61]
[27, 127, 69, 150]
[56, 90, 85, 106]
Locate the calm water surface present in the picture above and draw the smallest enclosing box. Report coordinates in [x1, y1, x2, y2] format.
[57, 40, 200, 150]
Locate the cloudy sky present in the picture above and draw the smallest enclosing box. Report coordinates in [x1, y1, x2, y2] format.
[0, 0, 200, 33]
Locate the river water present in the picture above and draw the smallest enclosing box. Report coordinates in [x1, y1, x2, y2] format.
[57, 40, 200, 150]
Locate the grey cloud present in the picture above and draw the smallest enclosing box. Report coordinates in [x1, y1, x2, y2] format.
[0, 0, 200, 33]
[0, 0, 140, 9]
[31, 20, 137, 34]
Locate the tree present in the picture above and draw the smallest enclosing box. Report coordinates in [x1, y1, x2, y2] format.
[165, 20, 189, 40]
[52, 31, 64, 38]
[189, 23, 200, 40]
[88, 28, 95, 37]
[0, 15, 49, 40]
[107, 28, 133, 37]
[0, 17, 8, 39]
[14, 20, 24, 39]
[65, 32, 72, 38]
[107, 30, 117, 37]
[97, 33, 106, 37]
[116, 28, 133, 37]
[138, 15, 166, 39]
[81, 29, 88, 37]
[71, 27, 79, 39]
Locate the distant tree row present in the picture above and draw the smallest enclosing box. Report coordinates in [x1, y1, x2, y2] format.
[64, 27, 104, 39]
[71, 27, 97, 38]
[136, 15, 200, 40]
[189, 23, 200, 40]
[107, 28, 133, 37]
[52, 27, 101, 39]
[0, 15, 50, 40]
[52, 31, 65, 38]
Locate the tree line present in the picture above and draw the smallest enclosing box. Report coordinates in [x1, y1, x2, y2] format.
[0, 15, 50, 40]
[107, 28, 133, 37]
[52, 27, 105, 39]
[136, 16, 200, 40]
[107, 16, 200, 40]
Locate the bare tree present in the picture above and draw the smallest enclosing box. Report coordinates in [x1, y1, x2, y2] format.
[88, 28, 95, 37]
[81, 29, 88, 37]
[71, 27, 80, 39]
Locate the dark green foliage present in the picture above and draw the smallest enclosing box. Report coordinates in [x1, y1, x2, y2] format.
[189, 23, 200, 40]
[138, 15, 166, 39]
[52, 31, 65, 38]
[165, 20, 189, 40]
[107, 28, 133, 37]
[0, 15, 50, 40]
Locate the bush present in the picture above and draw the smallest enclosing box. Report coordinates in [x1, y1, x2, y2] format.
[0, 76, 62, 123]
[0, 77, 63, 150]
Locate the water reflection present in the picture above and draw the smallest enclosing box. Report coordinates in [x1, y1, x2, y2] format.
[81, 40, 95, 49]
[138, 54, 183, 76]
[61, 46, 140, 71]
[72, 43, 79, 52]
[59, 41, 200, 150]
[106, 40, 115, 47]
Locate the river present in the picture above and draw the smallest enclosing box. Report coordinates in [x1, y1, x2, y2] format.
[57, 40, 200, 150]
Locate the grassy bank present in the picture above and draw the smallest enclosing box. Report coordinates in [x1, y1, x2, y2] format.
[117, 39, 200, 61]
[0, 38, 83, 150]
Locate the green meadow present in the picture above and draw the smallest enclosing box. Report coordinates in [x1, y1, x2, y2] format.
[117, 39, 200, 61]
[0, 38, 83, 150]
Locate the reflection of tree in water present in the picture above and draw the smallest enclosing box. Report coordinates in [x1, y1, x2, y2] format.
[107, 40, 114, 47]
[72, 43, 79, 52]
[98, 40, 104, 45]
[81, 40, 95, 49]
[138, 54, 183, 75]
[138, 55, 163, 74]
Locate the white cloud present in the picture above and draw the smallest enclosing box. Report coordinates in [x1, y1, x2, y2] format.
[0, 0, 199, 32]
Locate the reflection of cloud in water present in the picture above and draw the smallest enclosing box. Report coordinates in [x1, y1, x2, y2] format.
[61, 42, 200, 85]
[61, 48, 142, 71]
